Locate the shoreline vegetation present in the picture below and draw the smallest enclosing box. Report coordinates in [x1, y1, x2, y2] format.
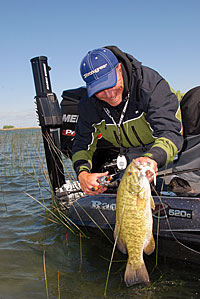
[0, 127, 40, 131]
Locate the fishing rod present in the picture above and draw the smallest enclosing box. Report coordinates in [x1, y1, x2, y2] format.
[157, 166, 200, 178]
[92, 166, 200, 192]
[57, 164, 200, 197]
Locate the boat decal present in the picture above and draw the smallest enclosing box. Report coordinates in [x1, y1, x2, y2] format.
[91, 200, 116, 211]
[153, 203, 193, 219]
[91, 200, 193, 219]
[62, 129, 75, 136]
[168, 208, 192, 219]
[62, 114, 79, 123]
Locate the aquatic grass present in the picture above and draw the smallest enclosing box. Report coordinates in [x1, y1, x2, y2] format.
[0, 129, 45, 178]
[65, 231, 68, 246]
[2, 129, 199, 296]
[74, 200, 113, 245]
[39, 214, 60, 225]
[1, 151, 51, 195]
[0, 129, 91, 236]
[1, 129, 112, 240]
[65, 201, 90, 232]
[0, 132, 167, 292]
[151, 185, 162, 269]
[104, 195, 129, 297]
[100, 254, 127, 263]
[29, 153, 55, 217]
[1, 129, 117, 295]
[42, 132, 69, 178]
[1, 130, 90, 238]
[21, 133, 168, 294]
[0, 194, 8, 211]
[79, 233, 83, 272]
[53, 205, 89, 238]
[42, 130, 77, 182]
[137, 272, 184, 293]
[24, 191, 88, 238]
[57, 270, 61, 299]
[37, 151, 52, 187]
[43, 250, 49, 299]
[0, 130, 57, 201]
[97, 208, 114, 231]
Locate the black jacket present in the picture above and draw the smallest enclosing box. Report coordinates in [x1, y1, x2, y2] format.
[72, 46, 183, 176]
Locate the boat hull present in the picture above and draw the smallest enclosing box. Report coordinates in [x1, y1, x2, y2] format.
[65, 193, 200, 263]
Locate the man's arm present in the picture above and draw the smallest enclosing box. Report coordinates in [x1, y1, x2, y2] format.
[143, 79, 183, 168]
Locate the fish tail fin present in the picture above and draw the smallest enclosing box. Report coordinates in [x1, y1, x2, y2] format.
[124, 262, 150, 287]
[144, 233, 155, 255]
[114, 226, 127, 254]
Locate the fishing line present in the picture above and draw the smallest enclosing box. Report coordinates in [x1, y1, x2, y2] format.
[104, 194, 128, 297]
[151, 185, 200, 256]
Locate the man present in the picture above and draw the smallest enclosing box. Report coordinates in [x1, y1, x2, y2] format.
[72, 46, 183, 195]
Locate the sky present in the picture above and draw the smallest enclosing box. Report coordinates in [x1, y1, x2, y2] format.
[0, 0, 200, 128]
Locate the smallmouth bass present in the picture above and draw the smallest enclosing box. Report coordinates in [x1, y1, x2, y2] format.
[114, 160, 155, 286]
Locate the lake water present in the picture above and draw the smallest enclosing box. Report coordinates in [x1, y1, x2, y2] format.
[0, 129, 199, 298]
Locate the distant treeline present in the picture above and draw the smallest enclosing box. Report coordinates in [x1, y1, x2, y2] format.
[3, 125, 15, 129]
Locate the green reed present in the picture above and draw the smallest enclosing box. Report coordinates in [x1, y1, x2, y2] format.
[43, 250, 49, 299]
[0, 128, 168, 296]
[0, 129, 88, 236]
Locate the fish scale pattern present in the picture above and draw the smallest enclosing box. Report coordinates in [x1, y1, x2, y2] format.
[114, 161, 155, 285]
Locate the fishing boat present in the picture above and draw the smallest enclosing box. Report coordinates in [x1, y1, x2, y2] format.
[30, 56, 200, 264]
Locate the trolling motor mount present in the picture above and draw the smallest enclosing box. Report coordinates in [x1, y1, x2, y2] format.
[31, 56, 63, 128]
[35, 93, 63, 128]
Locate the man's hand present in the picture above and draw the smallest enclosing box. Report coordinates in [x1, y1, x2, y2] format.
[78, 171, 109, 195]
[134, 157, 158, 183]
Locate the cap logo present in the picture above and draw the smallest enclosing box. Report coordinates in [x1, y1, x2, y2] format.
[83, 63, 107, 79]
[80, 48, 118, 97]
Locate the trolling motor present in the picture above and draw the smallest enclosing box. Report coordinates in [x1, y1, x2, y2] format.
[30, 56, 66, 193]
[30, 56, 122, 203]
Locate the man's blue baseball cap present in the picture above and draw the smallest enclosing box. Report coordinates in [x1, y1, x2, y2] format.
[80, 48, 119, 98]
